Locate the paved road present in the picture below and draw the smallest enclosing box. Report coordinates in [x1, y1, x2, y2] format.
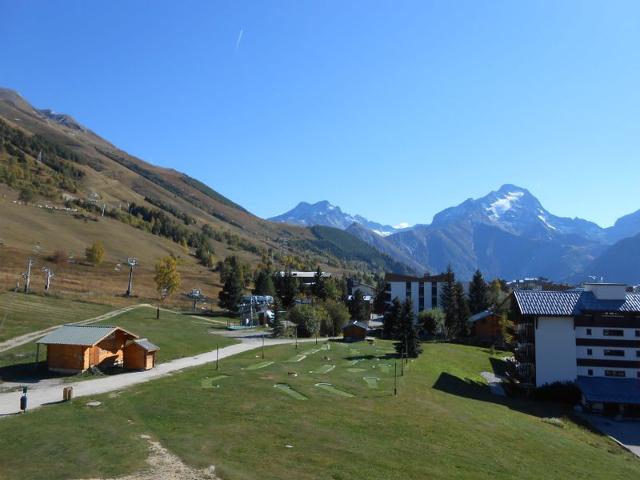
[581, 414, 640, 458]
[0, 333, 312, 417]
[0, 303, 147, 353]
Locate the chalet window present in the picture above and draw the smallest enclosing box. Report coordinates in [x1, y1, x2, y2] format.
[586, 328, 592, 336]
[605, 370, 626, 377]
[587, 349, 592, 356]
[636, 330, 640, 337]
[418, 282, 424, 311]
[587, 369, 593, 376]
[604, 349, 625, 357]
[405, 282, 411, 300]
[603, 329, 624, 337]
[637, 371, 640, 379]
[637, 351, 640, 358]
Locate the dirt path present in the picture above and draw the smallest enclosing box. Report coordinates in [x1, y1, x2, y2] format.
[79, 434, 221, 480]
[0, 304, 152, 353]
[0, 335, 312, 416]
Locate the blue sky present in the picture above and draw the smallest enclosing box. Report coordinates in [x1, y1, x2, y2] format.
[2, 1, 639, 227]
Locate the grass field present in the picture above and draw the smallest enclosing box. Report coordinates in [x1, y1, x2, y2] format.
[91, 308, 237, 363]
[0, 342, 638, 479]
[0, 306, 237, 379]
[0, 292, 111, 342]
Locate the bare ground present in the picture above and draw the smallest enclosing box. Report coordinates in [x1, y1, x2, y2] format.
[77, 434, 221, 480]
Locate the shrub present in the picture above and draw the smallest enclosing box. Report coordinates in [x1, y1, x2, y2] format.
[419, 308, 444, 337]
[49, 249, 68, 265]
[532, 382, 581, 405]
[85, 241, 105, 265]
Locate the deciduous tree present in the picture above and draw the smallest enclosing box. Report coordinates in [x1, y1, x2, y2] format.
[154, 255, 181, 301]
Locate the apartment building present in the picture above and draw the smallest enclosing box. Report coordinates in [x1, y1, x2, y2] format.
[384, 273, 451, 316]
[511, 283, 640, 411]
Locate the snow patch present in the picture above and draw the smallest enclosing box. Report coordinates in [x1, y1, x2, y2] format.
[372, 229, 393, 237]
[537, 214, 557, 230]
[393, 222, 411, 229]
[486, 191, 524, 220]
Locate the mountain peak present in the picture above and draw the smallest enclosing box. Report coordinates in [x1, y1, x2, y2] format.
[269, 201, 401, 235]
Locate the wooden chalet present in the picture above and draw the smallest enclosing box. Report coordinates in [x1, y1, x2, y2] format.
[36, 325, 159, 373]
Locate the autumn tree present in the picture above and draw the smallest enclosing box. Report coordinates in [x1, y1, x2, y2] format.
[154, 255, 181, 302]
[85, 241, 105, 265]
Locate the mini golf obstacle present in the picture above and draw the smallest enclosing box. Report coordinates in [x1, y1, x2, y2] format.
[372, 363, 391, 374]
[201, 375, 229, 389]
[347, 368, 366, 373]
[313, 364, 335, 374]
[245, 361, 274, 371]
[274, 383, 307, 400]
[301, 347, 322, 356]
[314, 383, 355, 398]
[286, 354, 307, 363]
[363, 377, 380, 389]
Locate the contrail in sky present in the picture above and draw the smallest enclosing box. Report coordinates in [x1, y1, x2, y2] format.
[235, 28, 244, 52]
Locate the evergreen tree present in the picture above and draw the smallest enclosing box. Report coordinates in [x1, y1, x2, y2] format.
[275, 270, 298, 308]
[218, 267, 244, 313]
[394, 300, 422, 358]
[453, 281, 471, 338]
[373, 278, 388, 315]
[349, 289, 371, 322]
[271, 301, 286, 338]
[311, 266, 328, 300]
[383, 297, 402, 339]
[468, 269, 489, 314]
[440, 265, 456, 339]
[253, 268, 276, 296]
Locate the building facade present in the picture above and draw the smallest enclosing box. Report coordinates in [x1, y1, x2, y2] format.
[384, 273, 451, 316]
[511, 284, 640, 410]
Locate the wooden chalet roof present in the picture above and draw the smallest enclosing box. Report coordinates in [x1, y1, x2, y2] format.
[37, 325, 138, 346]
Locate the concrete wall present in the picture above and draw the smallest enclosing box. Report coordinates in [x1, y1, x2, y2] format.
[535, 317, 577, 387]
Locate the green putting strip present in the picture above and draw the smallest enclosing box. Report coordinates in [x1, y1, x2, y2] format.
[286, 354, 307, 363]
[347, 368, 366, 373]
[274, 384, 307, 400]
[314, 365, 335, 374]
[245, 361, 274, 371]
[200, 375, 229, 389]
[314, 383, 355, 398]
[301, 347, 321, 355]
[363, 377, 379, 389]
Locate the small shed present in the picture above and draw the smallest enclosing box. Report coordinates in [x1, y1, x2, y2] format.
[123, 338, 159, 370]
[36, 325, 154, 374]
[342, 321, 369, 342]
[468, 310, 503, 344]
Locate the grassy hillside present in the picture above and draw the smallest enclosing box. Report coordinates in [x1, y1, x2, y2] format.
[0, 87, 413, 299]
[0, 342, 637, 479]
[0, 292, 110, 342]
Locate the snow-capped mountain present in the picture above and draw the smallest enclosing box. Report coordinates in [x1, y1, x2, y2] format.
[431, 184, 603, 241]
[268, 201, 405, 237]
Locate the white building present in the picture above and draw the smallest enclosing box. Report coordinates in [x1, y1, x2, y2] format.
[512, 283, 640, 411]
[384, 273, 451, 316]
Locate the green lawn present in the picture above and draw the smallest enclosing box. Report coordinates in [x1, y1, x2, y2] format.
[92, 308, 237, 363]
[0, 342, 638, 479]
[0, 292, 111, 342]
